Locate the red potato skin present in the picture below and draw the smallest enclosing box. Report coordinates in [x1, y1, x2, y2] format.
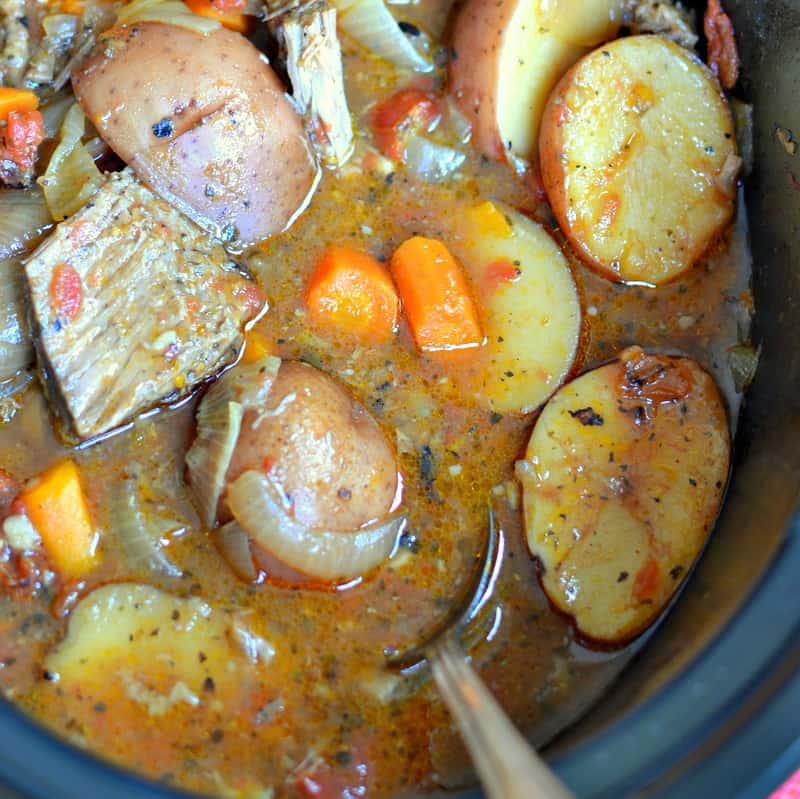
[225, 361, 399, 533]
[537, 62, 623, 281]
[448, 0, 515, 161]
[72, 23, 318, 245]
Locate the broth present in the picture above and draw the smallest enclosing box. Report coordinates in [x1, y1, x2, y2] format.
[0, 1, 752, 797]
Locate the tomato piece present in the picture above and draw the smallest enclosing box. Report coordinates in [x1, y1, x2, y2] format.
[482, 259, 522, 294]
[371, 88, 441, 161]
[49, 264, 83, 323]
[704, 0, 739, 90]
[1, 109, 44, 172]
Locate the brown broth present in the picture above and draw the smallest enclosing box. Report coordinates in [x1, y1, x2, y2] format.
[0, 3, 753, 797]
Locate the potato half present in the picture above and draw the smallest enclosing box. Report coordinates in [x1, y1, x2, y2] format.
[517, 347, 730, 645]
[451, 201, 581, 414]
[73, 23, 318, 246]
[540, 35, 738, 285]
[448, 0, 625, 162]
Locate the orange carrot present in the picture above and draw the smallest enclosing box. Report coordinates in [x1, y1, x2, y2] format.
[240, 328, 271, 364]
[390, 236, 483, 352]
[19, 459, 98, 580]
[306, 245, 399, 342]
[0, 88, 38, 123]
[184, 0, 252, 33]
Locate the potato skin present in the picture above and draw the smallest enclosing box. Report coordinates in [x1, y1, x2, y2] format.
[448, 0, 623, 162]
[72, 23, 318, 246]
[518, 348, 730, 645]
[225, 361, 399, 532]
[540, 35, 737, 286]
[448, 0, 515, 161]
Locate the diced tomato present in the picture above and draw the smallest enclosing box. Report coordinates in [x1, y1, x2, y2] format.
[49, 264, 83, 323]
[704, 0, 740, 90]
[482, 259, 522, 294]
[371, 88, 441, 161]
[632, 556, 662, 602]
[0, 110, 44, 173]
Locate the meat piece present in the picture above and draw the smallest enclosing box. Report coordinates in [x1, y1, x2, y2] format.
[630, 1, 699, 50]
[24, 170, 264, 442]
[0, 0, 31, 86]
[282, 1, 353, 168]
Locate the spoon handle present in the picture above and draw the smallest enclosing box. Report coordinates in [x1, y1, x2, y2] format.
[429, 636, 576, 799]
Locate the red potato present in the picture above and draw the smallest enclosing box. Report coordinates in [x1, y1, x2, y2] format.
[225, 361, 398, 532]
[539, 35, 738, 285]
[448, 0, 625, 162]
[517, 347, 730, 645]
[72, 22, 318, 246]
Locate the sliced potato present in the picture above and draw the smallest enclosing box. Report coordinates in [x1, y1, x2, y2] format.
[450, 201, 581, 414]
[448, 0, 624, 161]
[540, 35, 738, 285]
[45, 584, 267, 706]
[517, 347, 730, 644]
[72, 23, 318, 246]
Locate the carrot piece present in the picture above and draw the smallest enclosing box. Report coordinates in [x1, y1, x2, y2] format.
[184, 0, 252, 33]
[0, 88, 38, 123]
[390, 236, 484, 353]
[19, 459, 98, 580]
[241, 328, 271, 364]
[306, 245, 399, 342]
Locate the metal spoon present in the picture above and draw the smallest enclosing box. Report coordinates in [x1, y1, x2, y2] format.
[387, 509, 575, 799]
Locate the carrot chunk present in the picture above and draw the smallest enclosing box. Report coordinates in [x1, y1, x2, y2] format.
[0, 88, 38, 123]
[184, 0, 252, 33]
[306, 245, 399, 342]
[390, 236, 484, 352]
[19, 459, 98, 580]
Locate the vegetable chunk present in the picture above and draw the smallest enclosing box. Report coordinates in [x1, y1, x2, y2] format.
[449, 0, 625, 162]
[19, 458, 98, 580]
[517, 348, 730, 644]
[451, 201, 581, 414]
[390, 236, 483, 352]
[306, 245, 399, 343]
[540, 35, 738, 285]
[72, 22, 318, 246]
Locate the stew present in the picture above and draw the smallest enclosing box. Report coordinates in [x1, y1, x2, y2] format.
[0, 0, 753, 796]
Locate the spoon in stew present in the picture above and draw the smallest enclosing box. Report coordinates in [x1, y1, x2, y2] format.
[387, 509, 575, 799]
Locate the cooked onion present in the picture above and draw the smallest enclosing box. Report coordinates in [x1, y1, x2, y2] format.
[0, 189, 53, 261]
[111, 479, 184, 578]
[40, 94, 75, 140]
[38, 103, 104, 221]
[728, 343, 760, 393]
[186, 400, 244, 528]
[404, 135, 465, 182]
[333, 0, 432, 72]
[116, 0, 221, 34]
[0, 259, 33, 380]
[212, 521, 257, 581]
[227, 470, 404, 582]
[185, 355, 281, 527]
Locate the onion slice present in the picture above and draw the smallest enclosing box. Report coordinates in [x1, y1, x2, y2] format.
[212, 521, 257, 582]
[332, 0, 432, 72]
[227, 470, 404, 582]
[111, 479, 183, 578]
[0, 190, 53, 261]
[0, 259, 34, 380]
[116, 0, 221, 34]
[404, 135, 465, 182]
[185, 355, 281, 527]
